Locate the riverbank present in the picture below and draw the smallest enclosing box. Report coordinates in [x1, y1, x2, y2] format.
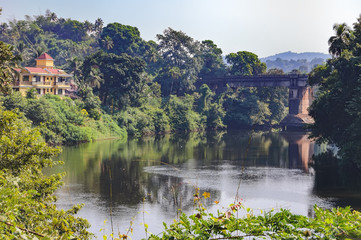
[0, 93, 127, 145]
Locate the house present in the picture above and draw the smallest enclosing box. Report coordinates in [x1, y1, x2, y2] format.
[13, 53, 72, 96]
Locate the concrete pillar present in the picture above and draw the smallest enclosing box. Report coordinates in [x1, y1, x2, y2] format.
[288, 86, 313, 115]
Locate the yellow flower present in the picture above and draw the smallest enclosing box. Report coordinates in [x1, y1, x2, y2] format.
[202, 192, 210, 199]
[214, 200, 219, 204]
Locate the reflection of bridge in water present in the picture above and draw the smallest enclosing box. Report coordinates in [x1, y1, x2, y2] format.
[198, 74, 315, 128]
[281, 132, 314, 173]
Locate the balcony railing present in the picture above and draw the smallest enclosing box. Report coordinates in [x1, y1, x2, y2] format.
[14, 81, 32, 86]
[33, 81, 52, 86]
[56, 82, 71, 86]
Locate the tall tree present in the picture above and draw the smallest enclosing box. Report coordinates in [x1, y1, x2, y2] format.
[309, 16, 361, 167]
[328, 23, 353, 58]
[198, 40, 226, 78]
[81, 51, 146, 109]
[226, 51, 266, 76]
[155, 27, 202, 96]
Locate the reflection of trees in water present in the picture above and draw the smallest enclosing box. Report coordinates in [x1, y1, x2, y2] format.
[59, 130, 314, 208]
[312, 152, 361, 211]
[142, 173, 221, 213]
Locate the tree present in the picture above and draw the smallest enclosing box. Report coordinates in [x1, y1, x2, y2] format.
[0, 109, 92, 238]
[100, 23, 143, 56]
[0, 41, 19, 94]
[155, 28, 202, 96]
[308, 16, 361, 167]
[197, 84, 225, 129]
[198, 40, 226, 78]
[226, 51, 266, 76]
[328, 23, 353, 58]
[81, 51, 146, 109]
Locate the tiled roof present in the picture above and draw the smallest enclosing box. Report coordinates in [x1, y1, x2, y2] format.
[14, 68, 21, 72]
[24, 67, 49, 74]
[35, 53, 54, 60]
[46, 68, 64, 74]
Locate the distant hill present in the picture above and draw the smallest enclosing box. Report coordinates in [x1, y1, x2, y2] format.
[261, 51, 330, 73]
[261, 51, 330, 62]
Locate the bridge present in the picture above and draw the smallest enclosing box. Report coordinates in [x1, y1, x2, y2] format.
[197, 74, 314, 128]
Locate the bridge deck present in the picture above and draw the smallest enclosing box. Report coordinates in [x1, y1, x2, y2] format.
[198, 74, 308, 88]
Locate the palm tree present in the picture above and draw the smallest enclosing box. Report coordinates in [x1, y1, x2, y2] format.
[102, 36, 114, 50]
[94, 18, 104, 34]
[328, 23, 353, 57]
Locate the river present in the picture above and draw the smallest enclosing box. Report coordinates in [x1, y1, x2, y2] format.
[53, 130, 361, 239]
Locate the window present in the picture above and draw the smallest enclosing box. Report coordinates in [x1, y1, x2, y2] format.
[36, 76, 41, 82]
[23, 76, 29, 81]
[58, 89, 62, 95]
[37, 89, 41, 94]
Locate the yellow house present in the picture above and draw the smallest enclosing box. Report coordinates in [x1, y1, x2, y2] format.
[13, 53, 72, 96]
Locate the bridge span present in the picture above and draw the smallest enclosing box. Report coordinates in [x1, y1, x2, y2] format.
[197, 74, 314, 128]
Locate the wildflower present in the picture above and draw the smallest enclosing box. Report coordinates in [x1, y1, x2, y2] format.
[202, 192, 210, 199]
[214, 200, 219, 204]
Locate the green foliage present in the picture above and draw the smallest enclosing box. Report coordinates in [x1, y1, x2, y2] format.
[226, 51, 266, 76]
[149, 204, 361, 239]
[100, 22, 156, 61]
[115, 104, 170, 136]
[0, 41, 18, 94]
[0, 108, 93, 239]
[197, 84, 225, 129]
[164, 95, 204, 132]
[81, 51, 146, 109]
[308, 16, 361, 167]
[222, 87, 271, 127]
[0, 93, 126, 144]
[198, 40, 226, 78]
[155, 28, 202, 96]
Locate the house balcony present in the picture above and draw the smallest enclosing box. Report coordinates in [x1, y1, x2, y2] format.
[56, 82, 71, 88]
[32, 81, 53, 87]
[14, 81, 32, 86]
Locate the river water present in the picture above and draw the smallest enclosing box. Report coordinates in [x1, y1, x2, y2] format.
[53, 130, 361, 239]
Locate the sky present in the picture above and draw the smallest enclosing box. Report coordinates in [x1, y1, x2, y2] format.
[1, 0, 361, 58]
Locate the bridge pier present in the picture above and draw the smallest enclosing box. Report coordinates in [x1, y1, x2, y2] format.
[281, 86, 314, 130]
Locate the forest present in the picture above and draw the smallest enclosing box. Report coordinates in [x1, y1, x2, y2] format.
[0, 9, 291, 144]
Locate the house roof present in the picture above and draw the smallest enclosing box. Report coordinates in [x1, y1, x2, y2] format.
[46, 68, 65, 74]
[35, 53, 54, 60]
[24, 67, 49, 74]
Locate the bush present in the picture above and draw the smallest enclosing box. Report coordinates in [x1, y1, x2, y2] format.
[0, 93, 126, 144]
[164, 95, 204, 132]
[0, 108, 93, 238]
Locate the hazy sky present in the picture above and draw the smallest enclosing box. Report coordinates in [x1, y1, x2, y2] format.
[1, 0, 361, 57]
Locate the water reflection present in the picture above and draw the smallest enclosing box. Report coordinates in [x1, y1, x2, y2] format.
[53, 130, 360, 239]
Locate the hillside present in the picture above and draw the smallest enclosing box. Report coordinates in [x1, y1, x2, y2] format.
[260, 51, 330, 73]
[261, 51, 330, 62]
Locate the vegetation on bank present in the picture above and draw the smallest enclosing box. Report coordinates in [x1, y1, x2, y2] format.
[0, 9, 291, 141]
[0, 91, 127, 145]
[146, 198, 361, 240]
[0, 108, 93, 238]
[308, 16, 361, 167]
